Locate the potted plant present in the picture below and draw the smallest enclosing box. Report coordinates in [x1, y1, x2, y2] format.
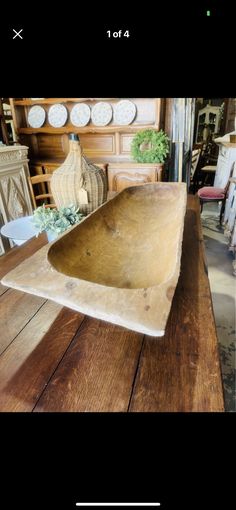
[32, 204, 84, 241]
[131, 129, 170, 164]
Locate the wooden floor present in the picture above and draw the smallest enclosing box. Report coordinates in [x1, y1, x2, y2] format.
[0, 196, 225, 412]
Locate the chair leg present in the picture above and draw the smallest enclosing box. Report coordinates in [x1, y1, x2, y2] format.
[220, 199, 226, 225]
[200, 200, 203, 213]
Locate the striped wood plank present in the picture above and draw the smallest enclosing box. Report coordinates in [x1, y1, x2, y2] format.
[0, 305, 84, 411]
[129, 196, 225, 412]
[0, 289, 46, 355]
[0, 234, 47, 280]
[34, 317, 144, 412]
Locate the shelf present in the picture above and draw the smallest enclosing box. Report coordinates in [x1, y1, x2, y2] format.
[18, 125, 157, 135]
[10, 98, 162, 166]
[13, 98, 119, 106]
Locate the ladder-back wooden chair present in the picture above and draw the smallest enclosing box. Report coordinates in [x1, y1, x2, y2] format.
[27, 174, 56, 209]
[189, 147, 201, 193]
[193, 141, 219, 191]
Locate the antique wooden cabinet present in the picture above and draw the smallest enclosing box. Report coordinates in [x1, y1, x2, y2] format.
[195, 104, 221, 143]
[9, 98, 164, 190]
[223, 162, 236, 275]
[214, 142, 236, 188]
[0, 145, 33, 254]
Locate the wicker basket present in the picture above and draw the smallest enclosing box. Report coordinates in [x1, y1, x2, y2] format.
[51, 134, 107, 215]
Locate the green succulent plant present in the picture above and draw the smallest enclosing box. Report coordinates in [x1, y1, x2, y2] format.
[32, 204, 84, 235]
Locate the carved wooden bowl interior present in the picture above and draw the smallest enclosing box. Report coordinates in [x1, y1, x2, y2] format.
[48, 183, 185, 289]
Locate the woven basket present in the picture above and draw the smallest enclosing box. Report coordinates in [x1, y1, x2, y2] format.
[51, 134, 107, 215]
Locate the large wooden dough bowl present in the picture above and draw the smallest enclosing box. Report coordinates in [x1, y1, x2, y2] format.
[1, 182, 187, 336]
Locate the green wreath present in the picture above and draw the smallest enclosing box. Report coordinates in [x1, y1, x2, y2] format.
[131, 129, 169, 164]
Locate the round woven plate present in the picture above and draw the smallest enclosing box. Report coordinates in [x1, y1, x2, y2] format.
[70, 103, 91, 127]
[91, 102, 113, 126]
[28, 105, 46, 128]
[113, 100, 136, 125]
[48, 104, 68, 127]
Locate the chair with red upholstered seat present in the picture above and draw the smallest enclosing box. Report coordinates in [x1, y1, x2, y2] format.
[197, 180, 231, 224]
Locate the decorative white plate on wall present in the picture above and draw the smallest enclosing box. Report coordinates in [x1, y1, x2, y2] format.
[70, 103, 91, 127]
[48, 104, 68, 127]
[91, 102, 113, 126]
[113, 100, 136, 125]
[28, 105, 46, 128]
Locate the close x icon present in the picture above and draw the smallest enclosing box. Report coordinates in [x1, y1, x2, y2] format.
[12, 28, 23, 39]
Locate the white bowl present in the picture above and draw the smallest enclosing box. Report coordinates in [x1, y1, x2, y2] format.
[1, 216, 39, 246]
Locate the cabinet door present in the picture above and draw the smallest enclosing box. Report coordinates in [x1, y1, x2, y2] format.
[214, 156, 230, 188]
[224, 182, 235, 224]
[108, 164, 160, 192]
[214, 148, 236, 188]
[0, 212, 10, 254]
[230, 220, 236, 251]
[113, 172, 152, 193]
[0, 167, 33, 222]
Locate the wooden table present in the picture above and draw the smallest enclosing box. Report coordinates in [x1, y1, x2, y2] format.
[0, 195, 225, 412]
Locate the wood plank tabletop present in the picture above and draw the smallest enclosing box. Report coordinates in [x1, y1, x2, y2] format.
[0, 196, 225, 412]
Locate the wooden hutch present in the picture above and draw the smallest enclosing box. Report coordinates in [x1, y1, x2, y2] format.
[9, 98, 165, 192]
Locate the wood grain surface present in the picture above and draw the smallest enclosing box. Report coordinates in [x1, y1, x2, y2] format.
[0, 306, 83, 411]
[129, 196, 225, 411]
[0, 195, 225, 412]
[0, 234, 47, 279]
[0, 282, 8, 296]
[0, 289, 46, 355]
[34, 318, 144, 412]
